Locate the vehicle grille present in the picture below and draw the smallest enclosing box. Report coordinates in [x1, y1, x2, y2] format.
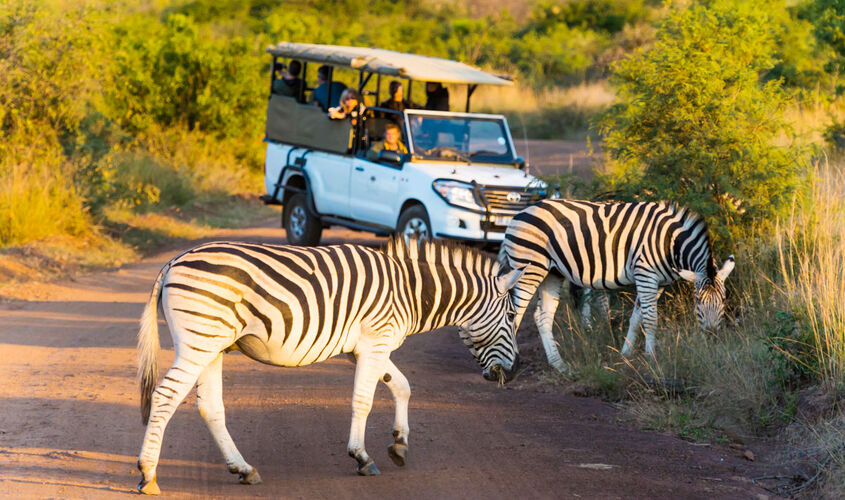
[480, 220, 508, 233]
[480, 187, 543, 213]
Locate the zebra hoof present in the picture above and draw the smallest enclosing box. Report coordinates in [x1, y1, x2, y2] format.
[137, 477, 160, 495]
[388, 443, 408, 467]
[549, 359, 571, 377]
[357, 459, 380, 476]
[239, 468, 262, 485]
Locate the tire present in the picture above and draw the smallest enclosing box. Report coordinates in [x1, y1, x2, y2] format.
[396, 205, 432, 243]
[283, 192, 322, 246]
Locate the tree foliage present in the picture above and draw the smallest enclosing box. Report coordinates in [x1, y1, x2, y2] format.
[598, 0, 805, 246]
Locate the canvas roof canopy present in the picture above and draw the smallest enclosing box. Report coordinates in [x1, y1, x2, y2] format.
[266, 42, 513, 86]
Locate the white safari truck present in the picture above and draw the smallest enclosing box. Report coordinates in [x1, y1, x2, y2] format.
[261, 42, 547, 246]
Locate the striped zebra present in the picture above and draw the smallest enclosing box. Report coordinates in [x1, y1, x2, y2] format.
[498, 199, 734, 372]
[135, 238, 522, 495]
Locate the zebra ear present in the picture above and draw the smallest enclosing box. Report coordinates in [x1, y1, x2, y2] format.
[717, 255, 735, 281]
[674, 268, 698, 282]
[496, 268, 523, 295]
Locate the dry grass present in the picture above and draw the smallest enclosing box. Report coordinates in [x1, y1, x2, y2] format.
[778, 159, 845, 386]
[0, 148, 91, 247]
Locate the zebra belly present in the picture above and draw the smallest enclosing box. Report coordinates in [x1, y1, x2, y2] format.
[233, 335, 281, 366]
[232, 324, 357, 367]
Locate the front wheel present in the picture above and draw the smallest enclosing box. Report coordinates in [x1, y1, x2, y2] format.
[396, 205, 431, 243]
[283, 193, 322, 246]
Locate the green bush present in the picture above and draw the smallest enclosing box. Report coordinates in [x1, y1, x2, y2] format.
[765, 311, 820, 389]
[598, 0, 806, 247]
[105, 14, 264, 137]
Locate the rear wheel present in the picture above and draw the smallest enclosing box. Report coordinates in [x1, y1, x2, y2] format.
[397, 205, 431, 243]
[283, 193, 322, 246]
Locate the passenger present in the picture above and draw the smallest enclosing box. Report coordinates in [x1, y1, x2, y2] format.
[367, 123, 408, 162]
[381, 80, 417, 113]
[328, 89, 364, 126]
[310, 65, 348, 111]
[271, 60, 303, 99]
[424, 82, 449, 111]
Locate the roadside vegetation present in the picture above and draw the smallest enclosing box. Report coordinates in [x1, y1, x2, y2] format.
[2, 0, 844, 496]
[530, 1, 845, 497]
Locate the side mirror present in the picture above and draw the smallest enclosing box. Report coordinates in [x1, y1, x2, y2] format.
[515, 156, 525, 169]
[379, 150, 403, 165]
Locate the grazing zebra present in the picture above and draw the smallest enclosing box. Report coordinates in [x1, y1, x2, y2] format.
[136, 238, 521, 495]
[498, 199, 734, 372]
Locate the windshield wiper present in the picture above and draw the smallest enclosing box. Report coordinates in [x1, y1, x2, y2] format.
[423, 146, 471, 163]
[469, 150, 504, 158]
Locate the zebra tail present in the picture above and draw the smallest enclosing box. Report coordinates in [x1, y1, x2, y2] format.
[138, 262, 169, 425]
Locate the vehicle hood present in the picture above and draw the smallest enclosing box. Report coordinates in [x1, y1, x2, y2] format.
[407, 161, 541, 188]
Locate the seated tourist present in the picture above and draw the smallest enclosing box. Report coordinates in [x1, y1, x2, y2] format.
[380, 80, 417, 113]
[310, 65, 348, 111]
[271, 60, 303, 99]
[328, 89, 364, 126]
[424, 82, 449, 111]
[367, 122, 407, 162]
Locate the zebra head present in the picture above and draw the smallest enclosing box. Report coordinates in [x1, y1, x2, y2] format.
[676, 255, 735, 331]
[458, 267, 523, 384]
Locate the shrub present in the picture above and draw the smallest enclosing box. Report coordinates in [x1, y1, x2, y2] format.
[598, 0, 805, 247]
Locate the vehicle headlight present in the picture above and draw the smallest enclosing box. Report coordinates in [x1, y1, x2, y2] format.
[432, 180, 483, 210]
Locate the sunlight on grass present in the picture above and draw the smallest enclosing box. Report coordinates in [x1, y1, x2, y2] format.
[778, 159, 845, 386]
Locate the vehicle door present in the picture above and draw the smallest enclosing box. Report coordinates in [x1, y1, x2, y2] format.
[306, 151, 352, 218]
[349, 157, 401, 228]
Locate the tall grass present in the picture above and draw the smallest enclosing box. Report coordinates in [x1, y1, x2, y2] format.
[539, 160, 844, 431]
[778, 159, 845, 386]
[0, 145, 90, 247]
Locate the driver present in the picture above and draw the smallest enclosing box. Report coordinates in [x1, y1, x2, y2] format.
[367, 123, 407, 161]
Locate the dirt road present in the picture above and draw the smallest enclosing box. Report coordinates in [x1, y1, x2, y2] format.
[0, 223, 777, 499]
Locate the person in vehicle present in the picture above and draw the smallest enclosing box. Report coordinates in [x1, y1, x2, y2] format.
[328, 89, 364, 125]
[310, 65, 348, 111]
[367, 122, 407, 161]
[381, 81, 417, 113]
[271, 60, 303, 99]
[425, 82, 449, 111]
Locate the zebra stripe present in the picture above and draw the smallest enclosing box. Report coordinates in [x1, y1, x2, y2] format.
[135, 238, 521, 494]
[498, 199, 734, 372]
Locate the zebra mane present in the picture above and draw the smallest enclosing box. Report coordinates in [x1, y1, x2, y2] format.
[664, 202, 717, 280]
[382, 236, 502, 276]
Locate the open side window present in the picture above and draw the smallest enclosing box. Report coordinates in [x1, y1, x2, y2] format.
[357, 107, 407, 157]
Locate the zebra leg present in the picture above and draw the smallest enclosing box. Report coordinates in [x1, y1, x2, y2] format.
[381, 360, 411, 467]
[347, 348, 389, 476]
[634, 279, 661, 359]
[533, 274, 568, 373]
[580, 288, 594, 330]
[598, 290, 611, 324]
[196, 353, 260, 485]
[137, 353, 217, 495]
[621, 297, 642, 357]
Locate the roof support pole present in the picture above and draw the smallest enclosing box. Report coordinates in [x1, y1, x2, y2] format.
[358, 72, 374, 93]
[466, 84, 477, 113]
[408, 80, 413, 105]
[299, 61, 308, 103]
[270, 56, 278, 96]
[326, 66, 334, 111]
[376, 73, 382, 105]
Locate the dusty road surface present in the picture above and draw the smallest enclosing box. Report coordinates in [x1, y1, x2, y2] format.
[1, 222, 778, 499]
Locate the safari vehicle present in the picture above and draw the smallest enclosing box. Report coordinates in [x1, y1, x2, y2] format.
[261, 42, 547, 246]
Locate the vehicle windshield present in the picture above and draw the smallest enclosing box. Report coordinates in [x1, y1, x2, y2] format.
[406, 112, 514, 164]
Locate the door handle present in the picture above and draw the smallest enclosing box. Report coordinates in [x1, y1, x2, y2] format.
[354, 166, 364, 172]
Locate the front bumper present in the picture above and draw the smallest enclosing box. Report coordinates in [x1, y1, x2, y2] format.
[431, 205, 516, 242]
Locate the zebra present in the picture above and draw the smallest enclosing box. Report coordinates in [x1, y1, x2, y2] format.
[135, 237, 522, 495]
[498, 199, 734, 373]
